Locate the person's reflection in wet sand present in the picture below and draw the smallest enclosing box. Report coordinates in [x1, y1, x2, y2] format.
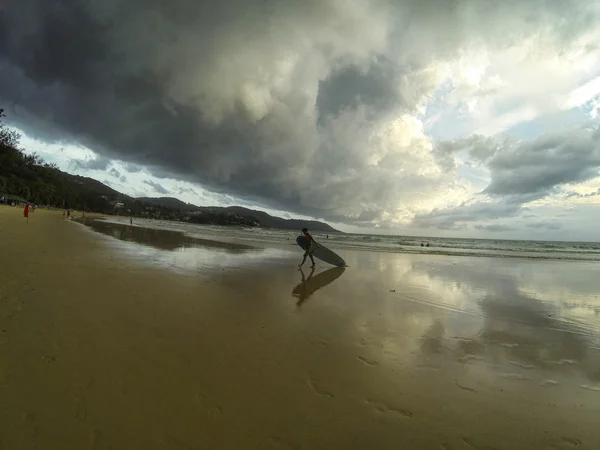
[292, 266, 345, 307]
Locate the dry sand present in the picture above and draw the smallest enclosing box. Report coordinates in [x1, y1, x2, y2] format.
[1, 205, 600, 449]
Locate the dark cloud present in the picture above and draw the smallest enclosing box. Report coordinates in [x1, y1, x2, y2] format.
[474, 224, 515, 232]
[316, 59, 404, 124]
[526, 222, 562, 231]
[178, 187, 199, 196]
[143, 180, 169, 195]
[412, 200, 525, 230]
[565, 188, 600, 199]
[109, 168, 120, 178]
[124, 163, 143, 174]
[0, 0, 598, 225]
[70, 156, 111, 171]
[484, 126, 600, 197]
[434, 134, 515, 171]
[119, 175, 127, 183]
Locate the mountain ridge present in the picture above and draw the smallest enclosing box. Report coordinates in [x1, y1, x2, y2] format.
[135, 197, 339, 232]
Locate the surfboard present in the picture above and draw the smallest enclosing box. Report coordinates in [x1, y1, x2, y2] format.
[296, 236, 347, 267]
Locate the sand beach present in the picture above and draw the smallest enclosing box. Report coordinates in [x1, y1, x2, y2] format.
[1, 205, 599, 449]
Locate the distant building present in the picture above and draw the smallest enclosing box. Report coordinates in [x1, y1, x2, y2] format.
[110, 201, 125, 209]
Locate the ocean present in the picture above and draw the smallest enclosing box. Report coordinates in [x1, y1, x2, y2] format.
[95, 216, 600, 262]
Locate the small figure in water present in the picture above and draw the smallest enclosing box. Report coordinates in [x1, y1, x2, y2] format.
[130, 216, 133, 226]
[326, 234, 329, 239]
[298, 227, 319, 269]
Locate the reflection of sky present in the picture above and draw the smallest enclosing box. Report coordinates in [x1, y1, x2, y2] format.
[77, 220, 293, 274]
[303, 251, 600, 397]
[78, 219, 600, 401]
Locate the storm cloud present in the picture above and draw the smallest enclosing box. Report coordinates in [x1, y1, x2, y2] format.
[70, 156, 111, 172]
[474, 224, 516, 233]
[485, 126, 600, 197]
[412, 200, 526, 230]
[1, 0, 600, 226]
[143, 180, 169, 195]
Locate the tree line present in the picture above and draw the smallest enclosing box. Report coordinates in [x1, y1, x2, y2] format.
[0, 109, 122, 211]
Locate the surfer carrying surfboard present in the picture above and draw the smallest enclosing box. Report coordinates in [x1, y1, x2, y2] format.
[298, 227, 319, 268]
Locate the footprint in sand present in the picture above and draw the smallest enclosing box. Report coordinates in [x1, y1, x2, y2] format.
[580, 384, 600, 392]
[546, 437, 582, 449]
[509, 360, 535, 370]
[439, 436, 500, 450]
[455, 381, 477, 393]
[357, 356, 378, 367]
[307, 378, 333, 399]
[547, 359, 577, 366]
[365, 399, 413, 418]
[500, 373, 530, 381]
[499, 342, 519, 348]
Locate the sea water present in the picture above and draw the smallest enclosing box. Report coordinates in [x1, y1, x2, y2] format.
[96, 216, 600, 262]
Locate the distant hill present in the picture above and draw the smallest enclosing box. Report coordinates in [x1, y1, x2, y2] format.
[1, 109, 338, 231]
[222, 206, 338, 232]
[134, 197, 339, 232]
[1, 142, 130, 212]
[136, 196, 199, 211]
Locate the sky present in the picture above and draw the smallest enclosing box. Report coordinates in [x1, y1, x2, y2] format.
[1, 0, 600, 240]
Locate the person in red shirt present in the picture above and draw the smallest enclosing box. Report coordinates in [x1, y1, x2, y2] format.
[299, 227, 319, 268]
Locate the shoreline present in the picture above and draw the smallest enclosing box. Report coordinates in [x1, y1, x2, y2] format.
[2, 206, 600, 449]
[89, 214, 600, 263]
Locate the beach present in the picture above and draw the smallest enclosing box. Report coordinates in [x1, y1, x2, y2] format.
[1, 205, 600, 450]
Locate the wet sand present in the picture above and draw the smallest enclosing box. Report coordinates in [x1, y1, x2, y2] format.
[1, 205, 600, 449]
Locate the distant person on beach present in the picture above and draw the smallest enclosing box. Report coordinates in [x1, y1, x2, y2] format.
[130, 216, 133, 226]
[298, 227, 319, 268]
